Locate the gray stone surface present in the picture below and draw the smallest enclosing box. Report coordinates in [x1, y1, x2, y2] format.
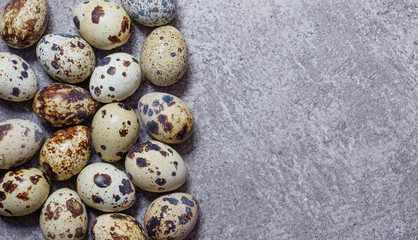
[1, 0, 418, 239]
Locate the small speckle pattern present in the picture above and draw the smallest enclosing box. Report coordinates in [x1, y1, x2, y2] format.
[90, 53, 142, 103]
[73, 0, 131, 50]
[0, 119, 43, 169]
[91, 213, 146, 240]
[125, 140, 187, 192]
[92, 103, 140, 162]
[138, 92, 193, 144]
[32, 83, 98, 127]
[76, 163, 136, 212]
[40, 126, 91, 181]
[121, 0, 176, 27]
[144, 192, 199, 240]
[0, 0, 48, 48]
[0, 52, 38, 102]
[0, 167, 50, 217]
[40, 188, 88, 240]
[140, 26, 188, 86]
[36, 34, 96, 84]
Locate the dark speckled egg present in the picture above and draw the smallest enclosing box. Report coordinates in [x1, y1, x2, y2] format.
[32, 83, 98, 127]
[40, 125, 91, 181]
[76, 163, 136, 212]
[91, 213, 146, 240]
[144, 192, 199, 240]
[138, 92, 193, 144]
[0, 167, 50, 216]
[121, 0, 176, 27]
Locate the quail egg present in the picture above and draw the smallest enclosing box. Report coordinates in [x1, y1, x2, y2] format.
[91, 213, 146, 240]
[121, 0, 176, 27]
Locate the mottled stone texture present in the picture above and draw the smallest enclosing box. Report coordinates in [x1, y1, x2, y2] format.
[0, 0, 417, 239]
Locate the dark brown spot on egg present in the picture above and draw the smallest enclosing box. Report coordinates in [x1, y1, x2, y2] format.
[0, 192, 6, 201]
[110, 213, 126, 219]
[164, 220, 176, 235]
[101, 110, 107, 118]
[66, 198, 84, 218]
[132, 58, 139, 64]
[51, 56, 61, 69]
[108, 35, 120, 43]
[157, 114, 173, 133]
[75, 227, 84, 238]
[42, 162, 59, 179]
[73, 16, 80, 29]
[136, 157, 148, 167]
[3, 181, 17, 193]
[91, 6, 105, 24]
[92, 195, 104, 203]
[176, 125, 189, 140]
[146, 216, 161, 237]
[107, 67, 116, 75]
[118, 103, 131, 110]
[94, 174, 112, 188]
[172, 171, 176, 176]
[119, 179, 133, 195]
[121, 16, 129, 33]
[67, 234, 73, 238]
[146, 121, 159, 135]
[30, 175, 42, 184]
[77, 41, 85, 49]
[101, 145, 106, 150]
[122, 72, 127, 77]
[16, 192, 29, 201]
[123, 61, 131, 67]
[11, 87, 20, 97]
[155, 178, 166, 186]
[94, 87, 101, 97]
[98, 57, 111, 66]
[119, 129, 128, 137]
[0, 203, 3, 208]
[0, 124, 13, 141]
[113, 194, 120, 202]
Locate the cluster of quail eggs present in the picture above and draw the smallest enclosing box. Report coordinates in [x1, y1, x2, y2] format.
[0, 0, 199, 239]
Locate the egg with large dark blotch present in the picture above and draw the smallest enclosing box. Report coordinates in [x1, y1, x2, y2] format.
[76, 163, 136, 212]
[138, 92, 193, 144]
[40, 126, 91, 181]
[144, 192, 199, 240]
[33, 83, 98, 127]
[0, 0, 48, 48]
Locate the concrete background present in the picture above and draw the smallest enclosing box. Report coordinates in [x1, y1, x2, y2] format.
[0, 0, 418, 239]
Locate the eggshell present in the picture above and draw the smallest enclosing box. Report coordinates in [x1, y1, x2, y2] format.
[0, 52, 38, 102]
[0, 119, 43, 170]
[140, 26, 188, 86]
[33, 83, 98, 127]
[91, 213, 146, 240]
[73, 0, 131, 50]
[0, 167, 50, 216]
[40, 188, 88, 240]
[138, 92, 193, 144]
[36, 33, 96, 83]
[144, 193, 199, 240]
[92, 103, 139, 162]
[90, 53, 141, 103]
[125, 140, 187, 192]
[40, 125, 91, 181]
[76, 162, 136, 212]
[121, 0, 176, 27]
[0, 0, 48, 48]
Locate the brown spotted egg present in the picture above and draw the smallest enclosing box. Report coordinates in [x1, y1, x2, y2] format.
[0, 0, 48, 48]
[36, 34, 96, 83]
[0, 167, 50, 216]
[76, 162, 136, 212]
[140, 26, 188, 86]
[91, 213, 146, 240]
[0, 119, 43, 170]
[40, 188, 88, 240]
[33, 83, 98, 127]
[92, 103, 139, 162]
[138, 92, 193, 144]
[0, 52, 38, 102]
[73, 0, 131, 50]
[125, 140, 187, 192]
[40, 125, 91, 181]
[90, 53, 141, 103]
[144, 192, 199, 240]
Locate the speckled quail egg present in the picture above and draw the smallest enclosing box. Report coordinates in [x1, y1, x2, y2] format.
[121, 0, 176, 27]
[138, 92, 193, 144]
[91, 213, 146, 240]
[0, 119, 43, 169]
[76, 162, 136, 212]
[0, 52, 38, 102]
[90, 53, 141, 103]
[0, 167, 50, 216]
[92, 103, 139, 162]
[40, 125, 91, 181]
[0, 0, 48, 48]
[140, 26, 188, 86]
[73, 0, 131, 50]
[144, 192, 199, 240]
[125, 140, 187, 192]
[36, 34, 96, 83]
[33, 83, 98, 127]
[40, 188, 88, 240]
